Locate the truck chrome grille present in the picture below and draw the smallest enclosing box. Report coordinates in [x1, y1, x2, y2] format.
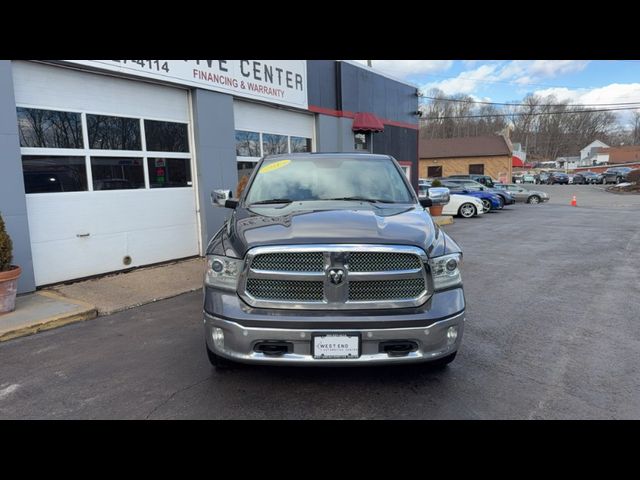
[348, 279, 426, 301]
[239, 245, 430, 310]
[348, 252, 421, 272]
[250, 252, 324, 272]
[246, 278, 323, 302]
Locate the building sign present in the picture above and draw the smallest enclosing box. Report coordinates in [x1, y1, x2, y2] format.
[63, 60, 308, 109]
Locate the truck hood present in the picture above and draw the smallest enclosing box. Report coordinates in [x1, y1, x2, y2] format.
[216, 203, 445, 258]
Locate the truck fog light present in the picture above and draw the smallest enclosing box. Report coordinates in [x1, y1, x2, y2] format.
[212, 327, 225, 348]
[211, 259, 224, 273]
[446, 326, 458, 344]
[446, 258, 458, 272]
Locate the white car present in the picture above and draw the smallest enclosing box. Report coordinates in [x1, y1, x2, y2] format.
[441, 194, 485, 218]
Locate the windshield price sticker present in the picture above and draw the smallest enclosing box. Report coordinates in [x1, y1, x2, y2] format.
[259, 160, 290, 173]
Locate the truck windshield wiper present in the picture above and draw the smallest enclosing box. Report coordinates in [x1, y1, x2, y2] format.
[322, 197, 397, 203]
[249, 198, 293, 205]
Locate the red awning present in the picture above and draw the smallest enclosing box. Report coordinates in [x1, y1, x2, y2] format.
[352, 112, 385, 132]
[512, 156, 524, 167]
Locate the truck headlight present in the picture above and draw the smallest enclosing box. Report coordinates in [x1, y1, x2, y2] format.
[429, 253, 462, 290]
[205, 255, 243, 291]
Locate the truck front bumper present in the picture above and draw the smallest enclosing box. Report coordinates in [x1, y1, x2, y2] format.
[204, 310, 465, 366]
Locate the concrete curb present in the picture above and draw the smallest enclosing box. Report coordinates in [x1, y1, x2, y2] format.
[434, 215, 454, 226]
[0, 291, 97, 342]
[94, 287, 201, 316]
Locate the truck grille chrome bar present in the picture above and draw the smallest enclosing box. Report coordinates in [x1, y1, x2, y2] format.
[238, 245, 431, 310]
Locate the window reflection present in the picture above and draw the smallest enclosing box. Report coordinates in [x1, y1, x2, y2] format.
[147, 158, 192, 188]
[91, 157, 145, 190]
[17, 108, 83, 149]
[87, 115, 141, 150]
[290, 136, 311, 153]
[145, 120, 189, 152]
[236, 130, 261, 157]
[262, 133, 288, 155]
[22, 156, 88, 193]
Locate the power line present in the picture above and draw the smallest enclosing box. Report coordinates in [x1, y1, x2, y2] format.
[421, 96, 640, 108]
[420, 105, 640, 120]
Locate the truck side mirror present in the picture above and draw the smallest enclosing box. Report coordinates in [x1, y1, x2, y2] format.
[419, 198, 432, 208]
[211, 189, 238, 209]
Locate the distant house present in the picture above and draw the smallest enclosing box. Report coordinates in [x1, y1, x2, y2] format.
[555, 156, 580, 169]
[419, 135, 512, 182]
[580, 140, 609, 166]
[594, 145, 640, 165]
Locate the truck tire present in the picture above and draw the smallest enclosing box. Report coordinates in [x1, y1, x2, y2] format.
[206, 344, 234, 369]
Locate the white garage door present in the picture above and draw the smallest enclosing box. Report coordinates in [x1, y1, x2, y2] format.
[13, 61, 200, 286]
[234, 100, 315, 180]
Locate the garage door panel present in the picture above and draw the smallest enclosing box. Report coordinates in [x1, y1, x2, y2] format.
[234, 100, 313, 138]
[13, 61, 189, 122]
[31, 234, 128, 286]
[17, 61, 199, 286]
[126, 225, 199, 268]
[26, 189, 197, 243]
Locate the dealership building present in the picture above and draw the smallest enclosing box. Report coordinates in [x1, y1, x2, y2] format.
[0, 60, 419, 293]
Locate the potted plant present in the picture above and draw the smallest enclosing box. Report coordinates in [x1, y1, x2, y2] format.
[0, 212, 21, 314]
[428, 179, 444, 216]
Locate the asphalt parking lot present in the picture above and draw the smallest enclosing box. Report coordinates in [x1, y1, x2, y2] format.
[1, 185, 639, 419]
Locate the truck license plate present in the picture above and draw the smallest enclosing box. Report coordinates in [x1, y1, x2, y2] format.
[312, 333, 360, 359]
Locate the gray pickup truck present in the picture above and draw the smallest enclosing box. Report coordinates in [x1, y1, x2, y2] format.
[204, 153, 465, 367]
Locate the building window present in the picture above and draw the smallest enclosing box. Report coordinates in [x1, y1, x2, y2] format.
[427, 166, 443, 178]
[147, 158, 192, 188]
[469, 164, 484, 175]
[354, 132, 369, 151]
[17, 108, 83, 149]
[262, 133, 288, 155]
[235, 130, 261, 157]
[91, 157, 145, 190]
[290, 136, 312, 153]
[144, 120, 189, 152]
[87, 114, 142, 150]
[22, 156, 88, 193]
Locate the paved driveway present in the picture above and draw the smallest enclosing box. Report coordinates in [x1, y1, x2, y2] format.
[1, 185, 639, 419]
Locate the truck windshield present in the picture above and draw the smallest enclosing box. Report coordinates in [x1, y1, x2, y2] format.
[245, 156, 414, 205]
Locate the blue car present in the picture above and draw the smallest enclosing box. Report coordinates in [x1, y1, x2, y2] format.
[441, 178, 515, 206]
[440, 181, 502, 213]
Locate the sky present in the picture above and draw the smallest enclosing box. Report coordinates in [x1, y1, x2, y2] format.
[354, 60, 640, 124]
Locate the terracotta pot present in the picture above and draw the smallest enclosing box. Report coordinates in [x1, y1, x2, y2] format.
[0, 265, 21, 314]
[429, 205, 444, 216]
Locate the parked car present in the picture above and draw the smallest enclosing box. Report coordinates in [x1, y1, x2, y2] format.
[442, 194, 485, 218]
[602, 167, 635, 184]
[567, 174, 575, 184]
[573, 171, 599, 184]
[522, 174, 536, 184]
[206, 152, 465, 367]
[440, 181, 502, 212]
[441, 178, 515, 206]
[547, 172, 569, 184]
[446, 174, 496, 187]
[536, 172, 550, 184]
[493, 183, 550, 204]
